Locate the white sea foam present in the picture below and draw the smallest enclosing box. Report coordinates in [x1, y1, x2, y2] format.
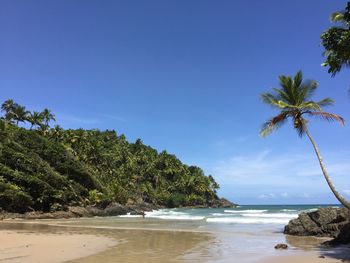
[302, 208, 318, 213]
[280, 209, 297, 212]
[118, 214, 143, 218]
[242, 213, 298, 219]
[206, 217, 290, 224]
[224, 209, 268, 214]
[145, 210, 204, 220]
[211, 213, 227, 216]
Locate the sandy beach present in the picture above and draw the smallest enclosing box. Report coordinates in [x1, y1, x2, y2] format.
[0, 229, 117, 263]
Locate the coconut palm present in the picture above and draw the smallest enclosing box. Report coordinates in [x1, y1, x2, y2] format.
[260, 71, 350, 209]
[41, 108, 56, 128]
[27, 111, 44, 130]
[12, 105, 29, 125]
[1, 99, 16, 123]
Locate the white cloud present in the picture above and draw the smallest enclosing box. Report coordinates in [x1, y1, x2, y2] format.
[211, 150, 350, 202]
[212, 150, 350, 185]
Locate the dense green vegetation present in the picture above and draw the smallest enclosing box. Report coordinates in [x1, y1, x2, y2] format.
[321, 2, 350, 76]
[260, 71, 350, 210]
[0, 99, 220, 213]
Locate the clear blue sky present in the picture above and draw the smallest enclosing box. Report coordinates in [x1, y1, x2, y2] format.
[1, 0, 349, 204]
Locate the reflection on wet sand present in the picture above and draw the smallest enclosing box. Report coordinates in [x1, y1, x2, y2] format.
[0, 222, 212, 263]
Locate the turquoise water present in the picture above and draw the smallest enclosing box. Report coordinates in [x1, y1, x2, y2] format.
[60, 204, 341, 232]
[122, 204, 341, 226]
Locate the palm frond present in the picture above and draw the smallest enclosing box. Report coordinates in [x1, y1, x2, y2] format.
[260, 112, 289, 137]
[272, 88, 290, 102]
[260, 93, 282, 108]
[293, 70, 303, 88]
[300, 101, 322, 111]
[300, 80, 318, 101]
[261, 93, 298, 109]
[279, 75, 295, 103]
[317, 98, 334, 108]
[331, 12, 345, 23]
[306, 111, 345, 126]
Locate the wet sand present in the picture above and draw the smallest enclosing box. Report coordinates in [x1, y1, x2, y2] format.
[0, 220, 349, 263]
[0, 221, 212, 263]
[263, 235, 350, 263]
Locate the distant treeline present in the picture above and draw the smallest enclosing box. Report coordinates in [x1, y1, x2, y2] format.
[0, 99, 220, 213]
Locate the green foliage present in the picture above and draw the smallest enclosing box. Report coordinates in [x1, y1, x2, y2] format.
[321, 2, 350, 75]
[88, 190, 105, 204]
[0, 177, 33, 213]
[0, 99, 221, 213]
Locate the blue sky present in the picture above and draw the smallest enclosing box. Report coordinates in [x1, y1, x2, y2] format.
[1, 0, 349, 204]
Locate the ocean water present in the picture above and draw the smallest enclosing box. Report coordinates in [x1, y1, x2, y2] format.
[120, 204, 339, 226]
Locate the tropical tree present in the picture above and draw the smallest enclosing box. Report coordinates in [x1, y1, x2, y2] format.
[12, 105, 28, 125]
[27, 111, 44, 130]
[42, 108, 55, 128]
[1, 99, 16, 123]
[321, 2, 350, 76]
[260, 71, 350, 209]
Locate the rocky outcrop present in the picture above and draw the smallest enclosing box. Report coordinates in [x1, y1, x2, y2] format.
[209, 198, 238, 208]
[326, 222, 350, 245]
[284, 207, 349, 238]
[0, 199, 237, 220]
[0, 201, 159, 220]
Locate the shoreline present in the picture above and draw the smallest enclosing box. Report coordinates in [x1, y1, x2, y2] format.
[1, 205, 349, 263]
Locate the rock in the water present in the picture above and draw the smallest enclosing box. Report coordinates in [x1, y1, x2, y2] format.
[274, 243, 288, 249]
[284, 208, 349, 238]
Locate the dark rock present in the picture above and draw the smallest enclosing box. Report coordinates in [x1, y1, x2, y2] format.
[319, 255, 326, 258]
[103, 203, 129, 216]
[274, 243, 288, 249]
[86, 206, 104, 217]
[68, 206, 91, 217]
[325, 222, 350, 245]
[210, 198, 237, 208]
[127, 201, 159, 212]
[284, 208, 349, 238]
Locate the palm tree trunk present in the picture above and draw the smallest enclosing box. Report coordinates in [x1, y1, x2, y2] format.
[305, 129, 350, 210]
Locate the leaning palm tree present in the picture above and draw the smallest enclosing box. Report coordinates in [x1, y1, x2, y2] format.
[260, 71, 350, 209]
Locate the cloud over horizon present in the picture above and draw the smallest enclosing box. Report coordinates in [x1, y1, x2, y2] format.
[211, 149, 350, 204]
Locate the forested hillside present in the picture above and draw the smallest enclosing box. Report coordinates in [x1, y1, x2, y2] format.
[0, 99, 222, 213]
